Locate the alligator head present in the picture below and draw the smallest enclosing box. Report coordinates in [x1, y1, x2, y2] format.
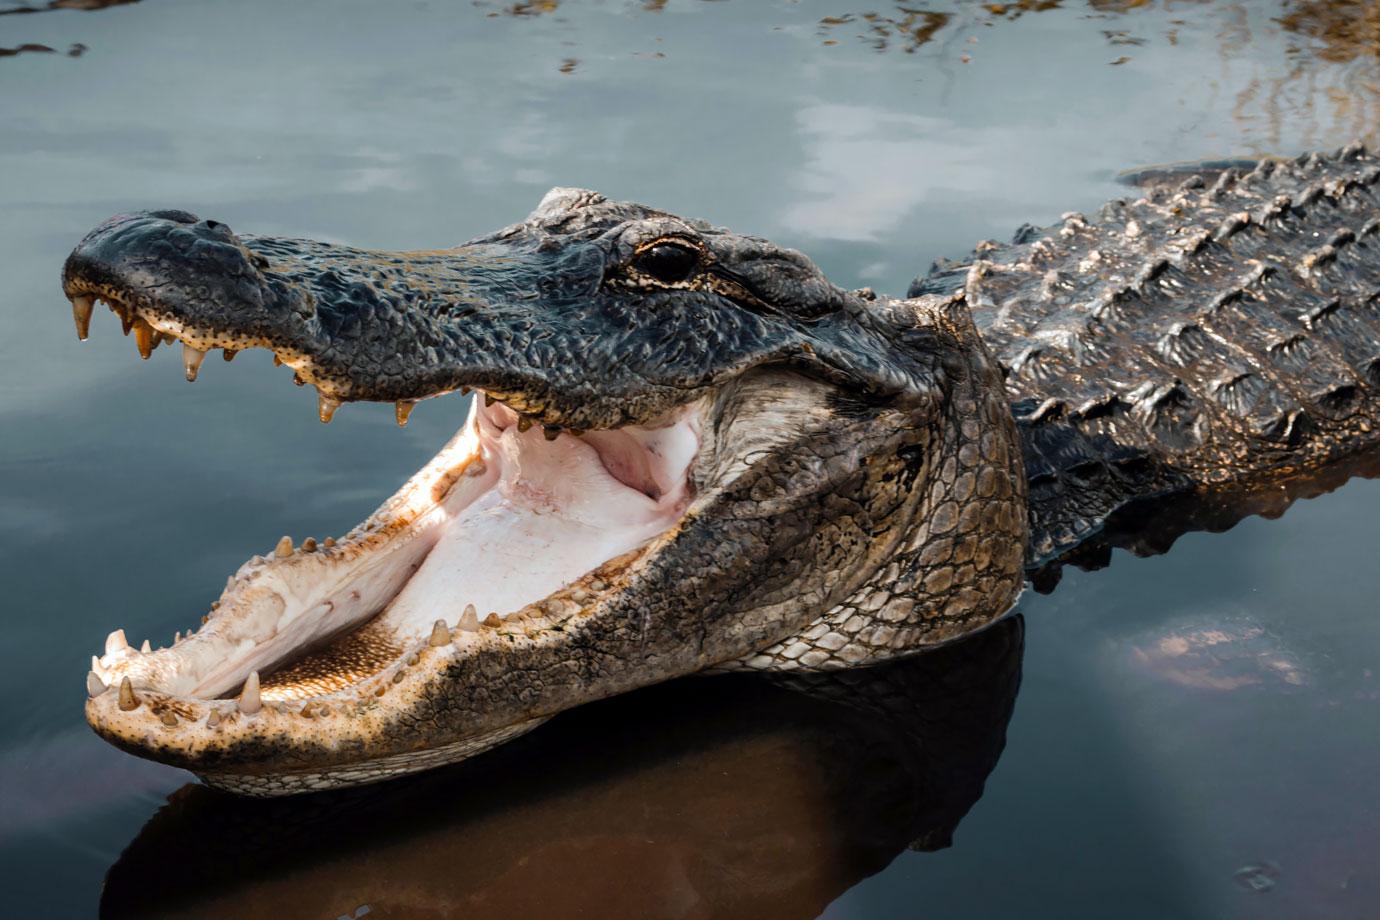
[63, 188, 1028, 795]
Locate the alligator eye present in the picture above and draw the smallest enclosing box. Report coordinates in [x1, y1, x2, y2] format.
[632, 241, 701, 284]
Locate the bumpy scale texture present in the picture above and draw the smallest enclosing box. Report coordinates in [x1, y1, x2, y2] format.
[914, 143, 1380, 565]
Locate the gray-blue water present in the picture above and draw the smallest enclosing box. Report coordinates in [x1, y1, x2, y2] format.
[2, 1, 1378, 917]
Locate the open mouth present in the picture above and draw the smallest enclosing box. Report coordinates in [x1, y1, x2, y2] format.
[74, 289, 704, 717]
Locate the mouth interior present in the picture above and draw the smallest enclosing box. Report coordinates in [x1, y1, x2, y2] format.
[81, 292, 702, 706]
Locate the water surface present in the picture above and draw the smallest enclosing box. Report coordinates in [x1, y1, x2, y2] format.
[1, 1, 1378, 917]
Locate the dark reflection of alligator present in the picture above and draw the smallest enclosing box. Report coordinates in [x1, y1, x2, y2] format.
[99, 617, 1023, 920]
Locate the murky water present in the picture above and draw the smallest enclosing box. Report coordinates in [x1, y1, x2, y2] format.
[2, 1, 1379, 917]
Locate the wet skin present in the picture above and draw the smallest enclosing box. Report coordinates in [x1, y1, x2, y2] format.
[60, 144, 1380, 793]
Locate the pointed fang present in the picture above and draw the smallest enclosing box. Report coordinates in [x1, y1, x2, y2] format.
[223, 348, 237, 362]
[543, 426, 561, 441]
[133, 318, 156, 359]
[238, 670, 262, 714]
[182, 344, 207, 381]
[429, 620, 451, 646]
[105, 628, 129, 656]
[318, 393, 340, 424]
[72, 296, 94, 340]
[140, 639, 151, 654]
[274, 535, 293, 557]
[118, 676, 138, 711]
[86, 671, 106, 698]
[459, 604, 479, 632]
[395, 400, 415, 427]
[517, 416, 533, 433]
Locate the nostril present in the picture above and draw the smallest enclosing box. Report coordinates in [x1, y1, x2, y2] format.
[197, 219, 232, 235]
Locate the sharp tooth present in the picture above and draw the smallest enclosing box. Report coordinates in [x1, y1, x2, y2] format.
[140, 639, 151, 654]
[395, 400, 415, 427]
[301, 537, 317, 551]
[182, 344, 207, 381]
[483, 612, 502, 628]
[458, 604, 479, 632]
[91, 654, 102, 676]
[543, 425, 561, 441]
[133, 317, 155, 359]
[273, 354, 284, 367]
[237, 671, 262, 714]
[517, 416, 533, 433]
[86, 671, 106, 698]
[119, 309, 134, 336]
[223, 348, 237, 362]
[293, 374, 306, 387]
[429, 620, 451, 646]
[206, 709, 221, 727]
[159, 331, 178, 346]
[484, 394, 497, 407]
[72, 296, 94, 340]
[460, 386, 472, 396]
[173, 631, 181, 643]
[105, 629, 129, 655]
[318, 393, 340, 424]
[274, 535, 293, 557]
[117, 677, 138, 711]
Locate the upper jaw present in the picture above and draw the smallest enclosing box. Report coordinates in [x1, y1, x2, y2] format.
[62, 209, 712, 431]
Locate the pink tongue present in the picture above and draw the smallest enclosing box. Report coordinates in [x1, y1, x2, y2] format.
[581, 430, 662, 499]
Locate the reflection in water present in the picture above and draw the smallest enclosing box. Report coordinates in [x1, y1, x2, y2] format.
[1033, 451, 1380, 591]
[100, 618, 1023, 920]
[818, 10, 953, 54]
[0, 0, 133, 62]
[440, 1, 1380, 142]
[0, 0, 137, 14]
[0, 40, 82, 55]
[1282, 0, 1380, 63]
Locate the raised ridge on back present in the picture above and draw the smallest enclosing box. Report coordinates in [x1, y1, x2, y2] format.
[912, 143, 1380, 564]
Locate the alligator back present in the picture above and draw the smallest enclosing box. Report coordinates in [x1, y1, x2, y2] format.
[911, 143, 1380, 566]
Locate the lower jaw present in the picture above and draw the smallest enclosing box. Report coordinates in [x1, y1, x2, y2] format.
[89, 393, 704, 713]
[197, 720, 550, 796]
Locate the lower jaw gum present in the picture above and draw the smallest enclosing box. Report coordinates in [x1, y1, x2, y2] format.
[125, 399, 701, 707]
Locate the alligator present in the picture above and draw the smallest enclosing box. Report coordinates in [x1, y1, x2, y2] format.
[64, 142, 1380, 795]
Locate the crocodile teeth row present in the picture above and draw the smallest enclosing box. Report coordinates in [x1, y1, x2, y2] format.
[72, 295, 583, 436]
[68, 294, 419, 426]
[86, 600, 506, 711]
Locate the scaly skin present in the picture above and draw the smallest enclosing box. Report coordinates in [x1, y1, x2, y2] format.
[61, 144, 1380, 794]
[63, 188, 1027, 793]
[913, 142, 1380, 567]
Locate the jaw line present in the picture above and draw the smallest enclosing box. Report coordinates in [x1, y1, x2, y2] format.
[87, 385, 709, 710]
